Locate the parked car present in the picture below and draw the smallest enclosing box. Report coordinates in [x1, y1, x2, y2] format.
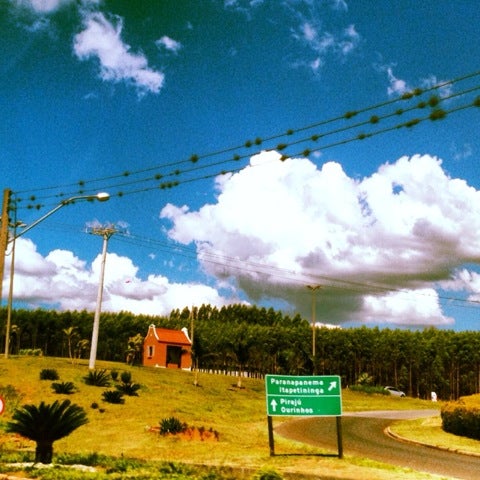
[384, 386, 406, 397]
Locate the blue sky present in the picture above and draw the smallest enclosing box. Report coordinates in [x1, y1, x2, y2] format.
[2, 0, 480, 330]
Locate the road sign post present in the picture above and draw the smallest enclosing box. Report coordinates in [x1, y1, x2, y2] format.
[265, 374, 343, 457]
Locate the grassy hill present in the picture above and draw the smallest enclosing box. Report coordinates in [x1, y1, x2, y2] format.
[0, 356, 448, 479]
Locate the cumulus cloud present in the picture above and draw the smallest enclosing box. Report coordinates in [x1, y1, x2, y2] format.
[5, 239, 230, 314]
[161, 151, 480, 327]
[73, 12, 164, 94]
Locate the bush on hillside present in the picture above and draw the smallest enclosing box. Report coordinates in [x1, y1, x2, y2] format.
[102, 390, 124, 404]
[51, 381, 76, 395]
[441, 394, 480, 440]
[40, 368, 59, 381]
[84, 369, 110, 387]
[159, 417, 186, 435]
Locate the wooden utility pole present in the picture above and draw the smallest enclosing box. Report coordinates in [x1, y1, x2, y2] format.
[0, 189, 11, 306]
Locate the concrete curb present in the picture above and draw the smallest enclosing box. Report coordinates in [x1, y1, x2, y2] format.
[384, 426, 480, 458]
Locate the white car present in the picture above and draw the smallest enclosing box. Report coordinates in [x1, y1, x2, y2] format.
[384, 386, 406, 397]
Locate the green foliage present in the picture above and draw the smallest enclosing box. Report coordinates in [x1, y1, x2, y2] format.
[51, 381, 76, 395]
[441, 394, 480, 440]
[356, 372, 374, 386]
[102, 390, 124, 404]
[8, 304, 480, 401]
[159, 416, 186, 435]
[110, 370, 119, 381]
[6, 399, 88, 464]
[84, 369, 110, 387]
[40, 368, 59, 380]
[115, 382, 141, 396]
[18, 348, 42, 356]
[0, 384, 23, 413]
[251, 468, 284, 480]
[349, 385, 388, 395]
[120, 371, 132, 384]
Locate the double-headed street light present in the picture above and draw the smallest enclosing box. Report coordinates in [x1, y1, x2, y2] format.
[0, 191, 110, 358]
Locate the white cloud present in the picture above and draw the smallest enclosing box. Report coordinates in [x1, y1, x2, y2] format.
[11, 0, 74, 14]
[73, 11, 164, 94]
[155, 35, 182, 54]
[451, 142, 473, 161]
[421, 74, 453, 98]
[330, 0, 348, 11]
[11, 0, 99, 14]
[386, 67, 409, 96]
[362, 289, 454, 326]
[291, 11, 361, 73]
[161, 151, 480, 327]
[4, 239, 231, 315]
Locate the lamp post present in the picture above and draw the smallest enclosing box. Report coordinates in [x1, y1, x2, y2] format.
[1, 192, 110, 358]
[307, 284, 321, 373]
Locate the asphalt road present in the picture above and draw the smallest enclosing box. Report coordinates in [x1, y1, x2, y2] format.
[275, 410, 480, 480]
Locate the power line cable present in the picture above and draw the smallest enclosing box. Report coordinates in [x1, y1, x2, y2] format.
[12, 70, 480, 208]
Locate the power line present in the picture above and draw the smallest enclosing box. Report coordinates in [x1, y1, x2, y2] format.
[12, 70, 480, 211]
[109, 231, 480, 311]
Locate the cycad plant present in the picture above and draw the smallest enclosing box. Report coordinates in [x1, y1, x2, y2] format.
[6, 399, 88, 464]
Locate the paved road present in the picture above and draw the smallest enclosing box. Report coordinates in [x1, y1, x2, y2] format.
[276, 410, 480, 480]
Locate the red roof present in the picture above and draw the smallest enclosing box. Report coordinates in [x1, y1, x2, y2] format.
[151, 327, 191, 345]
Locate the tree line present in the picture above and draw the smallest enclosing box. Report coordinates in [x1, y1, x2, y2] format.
[1, 304, 479, 400]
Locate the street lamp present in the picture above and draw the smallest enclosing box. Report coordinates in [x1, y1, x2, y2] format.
[14, 192, 110, 240]
[1, 192, 110, 358]
[307, 284, 321, 373]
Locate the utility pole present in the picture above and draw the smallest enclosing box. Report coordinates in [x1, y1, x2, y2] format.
[88, 225, 116, 370]
[307, 284, 321, 374]
[0, 189, 12, 305]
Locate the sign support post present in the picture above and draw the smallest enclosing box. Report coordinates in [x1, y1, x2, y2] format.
[336, 416, 343, 458]
[265, 374, 343, 457]
[267, 416, 275, 456]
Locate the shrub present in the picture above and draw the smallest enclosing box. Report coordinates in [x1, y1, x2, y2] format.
[116, 382, 141, 396]
[120, 371, 132, 384]
[40, 368, 59, 381]
[159, 417, 186, 435]
[19, 348, 42, 356]
[251, 468, 284, 480]
[102, 390, 124, 404]
[441, 394, 480, 440]
[51, 381, 76, 395]
[110, 370, 119, 381]
[349, 385, 388, 395]
[0, 385, 24, 414]
[84, 369, 110, 387]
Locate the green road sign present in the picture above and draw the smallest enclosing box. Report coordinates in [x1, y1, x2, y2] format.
[265, 374, 342, 416]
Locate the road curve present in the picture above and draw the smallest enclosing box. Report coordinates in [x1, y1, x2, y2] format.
[275, 410, 480, 480]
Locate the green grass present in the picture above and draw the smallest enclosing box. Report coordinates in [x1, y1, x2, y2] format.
[0, 356, 468, 479]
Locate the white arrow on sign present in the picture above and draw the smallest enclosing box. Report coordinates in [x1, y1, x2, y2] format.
[328, 381, 337, 391]
[270, 399, 277, 412]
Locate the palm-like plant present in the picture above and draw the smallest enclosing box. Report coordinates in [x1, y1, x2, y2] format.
[6, 399, 88, 464]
